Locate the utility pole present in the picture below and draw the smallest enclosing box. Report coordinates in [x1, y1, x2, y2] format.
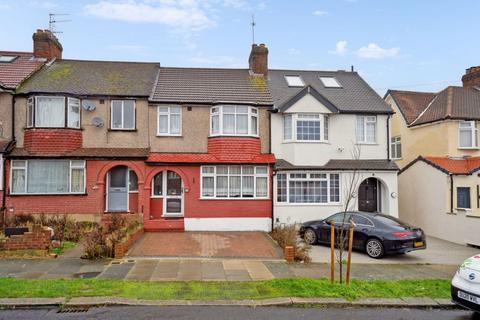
[251, 14, 256, 44]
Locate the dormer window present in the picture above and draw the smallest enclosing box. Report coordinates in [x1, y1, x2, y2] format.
[283, 113, 328, 142]
[284, 75, 305, 87]
[210, 105, 258, 137]
[319, 77, 342, 88]
[26, 96, 80, 129]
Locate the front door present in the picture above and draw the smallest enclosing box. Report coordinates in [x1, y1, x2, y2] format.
[358, 178, 378, 212]
[107, 166, 128, 212]
[163, 171, 183, 217]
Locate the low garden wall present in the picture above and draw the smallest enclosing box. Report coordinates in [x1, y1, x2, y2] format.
[0, 225, 51, 251]
[114, 227, 144, 259]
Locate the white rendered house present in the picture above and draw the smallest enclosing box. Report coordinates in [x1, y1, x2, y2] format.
[268, 70, 399, 224]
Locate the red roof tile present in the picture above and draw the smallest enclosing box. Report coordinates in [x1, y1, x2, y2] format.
[424, 156, 480, 174]
[0, 51, 45, 89]
[147, 153, 275, 164]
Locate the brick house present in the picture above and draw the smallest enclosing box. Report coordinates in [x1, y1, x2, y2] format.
[4, 31, 275, 231]
[0, 31, 50, 215]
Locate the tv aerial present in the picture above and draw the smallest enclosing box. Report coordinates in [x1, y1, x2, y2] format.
[49, 13, 71, 35]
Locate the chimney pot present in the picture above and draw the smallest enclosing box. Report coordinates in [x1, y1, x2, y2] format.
[462, 65, 480, 88]
[249, 43, 268, 76]
[33, 29, 63, 60]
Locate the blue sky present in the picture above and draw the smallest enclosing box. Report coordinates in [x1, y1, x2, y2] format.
[0, 0, 479, 95]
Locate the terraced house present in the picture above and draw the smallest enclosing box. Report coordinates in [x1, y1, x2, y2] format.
[3, 30, 275, 231]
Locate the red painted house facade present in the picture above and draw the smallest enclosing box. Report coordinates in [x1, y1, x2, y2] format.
[3, 31, 275, 231]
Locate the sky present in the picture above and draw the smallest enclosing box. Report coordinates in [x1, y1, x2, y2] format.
[0, 0, 479, 95]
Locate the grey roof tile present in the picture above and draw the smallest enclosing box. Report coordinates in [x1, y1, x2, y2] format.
[275, 158, 398, 171]
[268, 69, 392, 114]
[150, 67, 272, 105]
[17, 59, 159, 97]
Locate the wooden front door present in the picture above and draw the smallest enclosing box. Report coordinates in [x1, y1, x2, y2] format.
[358, 178, 378, 212]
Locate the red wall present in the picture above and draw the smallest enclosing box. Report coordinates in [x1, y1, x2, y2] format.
[24, 128, 82, 154]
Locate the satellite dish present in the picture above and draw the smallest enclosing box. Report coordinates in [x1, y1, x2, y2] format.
[82, 100, 96, 111]
[91, 117, 104, 128]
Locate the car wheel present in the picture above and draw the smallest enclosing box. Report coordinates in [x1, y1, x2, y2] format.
[303, 228, 317, 245]
[365, 238, 384, 259]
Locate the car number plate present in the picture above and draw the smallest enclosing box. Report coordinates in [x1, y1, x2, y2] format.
[458, 290, 480, 305]
[414, 241, 424, 247]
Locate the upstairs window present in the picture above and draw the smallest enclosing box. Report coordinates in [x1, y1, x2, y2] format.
[111, 100, 135, 130]
[0, 55, 17, 62]
[319, 76, 342, 88]
[459, 121, 478, 148]
[356, 115, 376, 144]
[283, 113, 328, 142]
[390, 136, 402, 159]
[210, 106, 258, 136]
[284, 75, 304, 87]
[157, 106, 182, 136]
[27, 96, 80, 129]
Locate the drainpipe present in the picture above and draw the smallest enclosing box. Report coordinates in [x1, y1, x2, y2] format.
[387, 114, 390, 160]
[269, 109, 274, 231]
[450, 175, 454, 213]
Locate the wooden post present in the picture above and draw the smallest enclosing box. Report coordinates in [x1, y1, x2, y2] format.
[330, 223, 335, 283]
[346, 223, 354, 285]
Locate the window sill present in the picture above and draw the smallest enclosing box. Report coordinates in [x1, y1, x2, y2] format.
[275, 202, 342, 206]
[9, 193, 88, 196]
[456, 208, 472, 212]
[466, 214, 480, 219]
[156, 134, 183, 137]
[356, 142, 378, 145]
[108, 128, 137, 132]
[282, 140, 329, 144]
[458, 147, 479, 150]
[199, 197, 269, 201]
[150, 195, 163, 199]
[209, 134, 260, 139]
[25, 127, 83, 130]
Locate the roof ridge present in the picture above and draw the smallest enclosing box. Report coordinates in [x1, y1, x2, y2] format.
[160, 66, 249, 71]
[58, 58, 160, 65]
[269, 68, 354, 73]
[389, 89, 436, 95]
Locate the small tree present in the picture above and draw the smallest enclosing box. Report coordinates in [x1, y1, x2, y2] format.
[333, 144, 362, 284]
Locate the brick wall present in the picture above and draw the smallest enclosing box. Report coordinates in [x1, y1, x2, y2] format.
[207, 136, 262, 161]
[24, 128, 82, 154]
[33, 29, 62, 60]
[462, 66, 480, 88]
[0, 225, 51, 250]
[114, 227, 144, 258]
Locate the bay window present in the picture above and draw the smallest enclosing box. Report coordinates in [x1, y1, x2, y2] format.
[201, 165, 268, 199]
[10, 159, 86, 194]
[157, 106, 182, 136]
[276, 172, 340, 204]
[111, 100, 135, 130]
[210, 106, 258, 136]
[356, 115, 376, 144]
[27, 96, 81, 129]
[459, 121, 478, 148]
[283, 113, 328, 142]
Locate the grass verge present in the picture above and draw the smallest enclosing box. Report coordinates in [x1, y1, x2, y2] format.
[0, 278, 450, 301]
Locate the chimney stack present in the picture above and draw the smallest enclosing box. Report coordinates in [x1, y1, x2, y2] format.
[249, 43, 268, 76]
[33, 29, 63, 60]
[462, 66, 480, 88]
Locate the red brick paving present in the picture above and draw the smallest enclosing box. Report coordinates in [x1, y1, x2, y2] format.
[127, 232, 283, 259]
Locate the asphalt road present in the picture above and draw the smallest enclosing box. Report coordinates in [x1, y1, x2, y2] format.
[0, 306, 476, 320]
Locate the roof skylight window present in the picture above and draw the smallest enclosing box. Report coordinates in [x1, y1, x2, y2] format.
[319, 76, 342, 88]
[0, 55, 17, 63]
[285, 75, 305, 87]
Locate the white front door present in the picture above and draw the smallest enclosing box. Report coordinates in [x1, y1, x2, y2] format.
[107, 166, 129, 212]
[163, 170, 183, 217]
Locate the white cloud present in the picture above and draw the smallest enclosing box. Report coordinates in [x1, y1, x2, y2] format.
[356, 43, 399, 59]
[313, 10, 328, 16]
[331, 40, 348, 55]
[84, 1, 216, 32]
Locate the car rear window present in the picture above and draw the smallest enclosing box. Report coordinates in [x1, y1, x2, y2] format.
[374, 215, 405, 227]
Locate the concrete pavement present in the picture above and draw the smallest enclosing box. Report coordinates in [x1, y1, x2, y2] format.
[309, 236, 479, 265]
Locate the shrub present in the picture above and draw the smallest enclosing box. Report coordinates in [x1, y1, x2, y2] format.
[5, 214, 35, 227]
[83, 227, 109, 259]
[270, 224, 311, 263]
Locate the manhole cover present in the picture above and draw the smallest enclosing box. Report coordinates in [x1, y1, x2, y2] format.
[73, 272, 101, 279]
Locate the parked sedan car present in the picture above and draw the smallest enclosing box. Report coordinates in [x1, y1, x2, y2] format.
[299, 211, 426, 258]
[452, 254, 480, 314]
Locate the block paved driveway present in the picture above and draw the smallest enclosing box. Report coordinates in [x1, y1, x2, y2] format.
[126, 232, 283, 259]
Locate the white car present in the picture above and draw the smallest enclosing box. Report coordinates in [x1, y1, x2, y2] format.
[452, 254, 480, 313]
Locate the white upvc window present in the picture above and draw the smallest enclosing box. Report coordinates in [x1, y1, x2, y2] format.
[356, 115, 377, 144]
[459, 121, 478, 149]
[27, 96, 81, 129]
[276, 172, 340, 204]
[157, 106, 182, 136]
[200, 165, 268, 199]
[390, 136, 402, 159]
[283, 113, 328, 142]
[10, 159, 86, 195]
[210, 105, 258, 136]
[111, 100, 135, 130]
